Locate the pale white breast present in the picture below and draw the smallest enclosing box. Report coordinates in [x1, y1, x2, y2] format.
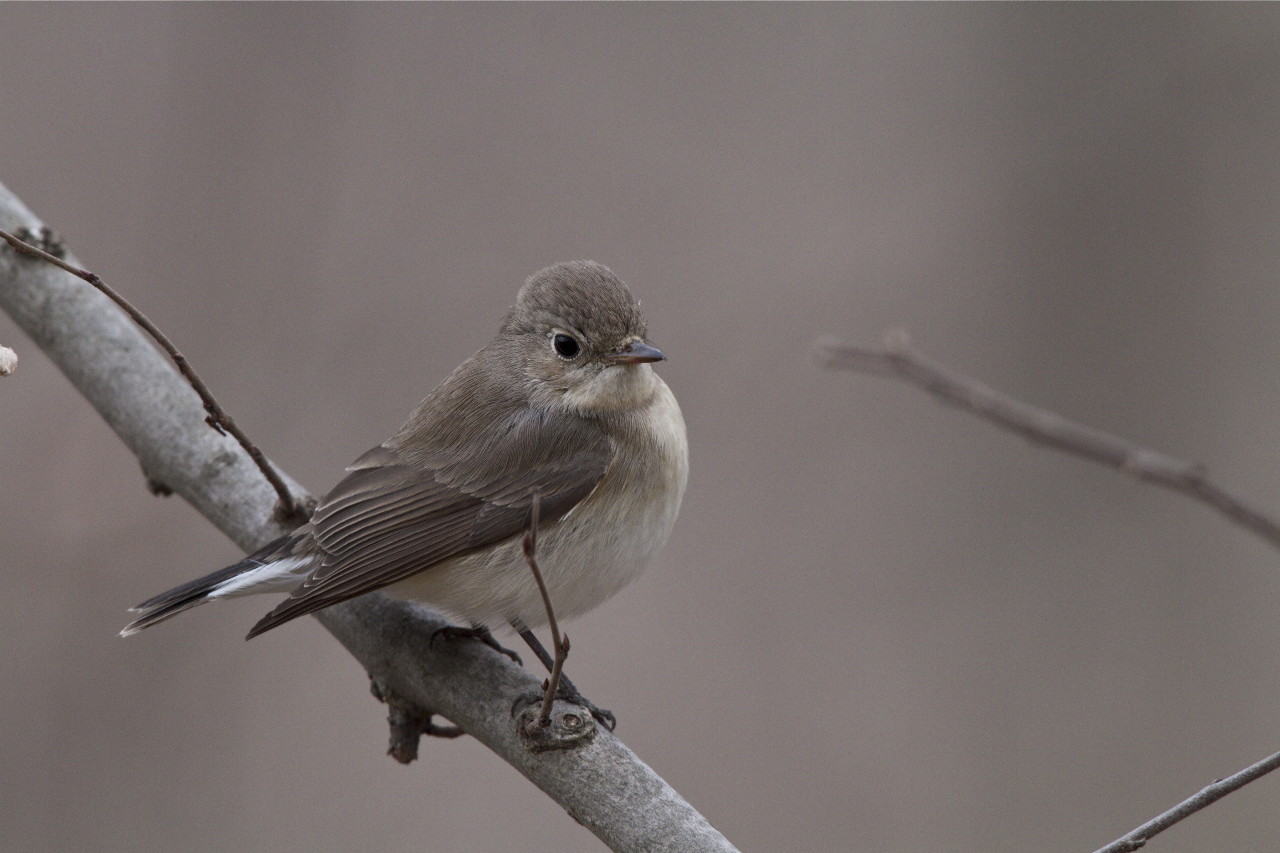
[387, 375, 688, 629]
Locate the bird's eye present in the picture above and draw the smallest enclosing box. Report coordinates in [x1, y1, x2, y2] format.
[552, 333, 581, 359]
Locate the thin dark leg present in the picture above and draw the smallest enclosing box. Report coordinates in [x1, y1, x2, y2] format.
[518, 628, 557, 672]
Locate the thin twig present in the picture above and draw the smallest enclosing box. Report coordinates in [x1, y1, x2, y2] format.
[815, 333, 1280, 551]
[1091, 749, 1280, 853]
[0, 227, 306, 523]
[521, 493, 570, 729]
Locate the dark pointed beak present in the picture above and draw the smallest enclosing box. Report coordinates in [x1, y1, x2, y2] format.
[607, 341, 666, 365]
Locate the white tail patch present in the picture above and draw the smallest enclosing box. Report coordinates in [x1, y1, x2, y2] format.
[208, 556, 313, 599]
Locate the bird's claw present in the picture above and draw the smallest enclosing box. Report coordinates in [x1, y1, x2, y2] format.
[511, 687, 616, 731]
[429, 624, 523, 665]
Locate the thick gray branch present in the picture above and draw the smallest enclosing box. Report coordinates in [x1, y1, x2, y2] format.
[0, 180, 734, 853]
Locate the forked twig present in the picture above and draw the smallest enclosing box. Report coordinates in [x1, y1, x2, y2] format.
[0, 227, 307, 523]
[521, 494, 570, 729]
[1091, 749, 1280, 853]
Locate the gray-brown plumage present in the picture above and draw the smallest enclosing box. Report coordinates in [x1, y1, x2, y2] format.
[122, 261, 688, 640]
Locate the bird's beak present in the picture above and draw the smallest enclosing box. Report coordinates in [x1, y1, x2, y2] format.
[607, 341, 666, 365]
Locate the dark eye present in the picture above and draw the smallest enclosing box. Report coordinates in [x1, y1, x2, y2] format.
[552, 333, 581, 359]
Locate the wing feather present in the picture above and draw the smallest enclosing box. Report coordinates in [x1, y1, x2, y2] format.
[245, 404, 612, 638]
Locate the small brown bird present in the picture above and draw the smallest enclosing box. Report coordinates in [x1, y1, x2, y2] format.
[122, 261, 688, 644]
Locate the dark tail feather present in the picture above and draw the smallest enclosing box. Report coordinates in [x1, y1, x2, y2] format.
[244, 594, 322, 640]
[120, 534, 294, 637]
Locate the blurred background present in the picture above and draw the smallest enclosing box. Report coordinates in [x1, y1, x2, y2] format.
[4, 5, 1280, 852]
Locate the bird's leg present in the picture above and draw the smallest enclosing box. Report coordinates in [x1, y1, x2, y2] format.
[516, 495, 616, 731]
[430, 622, 522, 665]
[517, 625, 555, 670]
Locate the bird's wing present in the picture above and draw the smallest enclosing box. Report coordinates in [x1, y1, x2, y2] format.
[245, 407, 613, 638]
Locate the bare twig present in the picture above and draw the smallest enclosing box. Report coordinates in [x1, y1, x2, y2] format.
[1092, 749, 1280, 853]
[0, 227, 307, 524]
[522, 493, 571, 730]
[815, 334, 1280, 551]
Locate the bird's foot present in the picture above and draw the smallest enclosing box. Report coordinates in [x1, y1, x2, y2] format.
[511, 685, 616, 732]
[429, 624, 523, 665]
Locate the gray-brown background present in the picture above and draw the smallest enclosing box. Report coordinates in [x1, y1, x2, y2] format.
[4, 5, 1280, 852]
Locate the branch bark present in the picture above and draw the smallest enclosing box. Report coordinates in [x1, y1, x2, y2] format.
[1091, 750, 1280, 853]
[0, 180, 734, 853]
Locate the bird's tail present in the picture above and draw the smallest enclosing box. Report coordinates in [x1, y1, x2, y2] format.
[120, 533, 313, 636]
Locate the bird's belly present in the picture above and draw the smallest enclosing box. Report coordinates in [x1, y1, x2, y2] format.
[387, 383, 688, 629]
[385, 485, 677, 629]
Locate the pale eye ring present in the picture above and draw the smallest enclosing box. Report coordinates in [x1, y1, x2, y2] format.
[551, 332, 581, 359]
